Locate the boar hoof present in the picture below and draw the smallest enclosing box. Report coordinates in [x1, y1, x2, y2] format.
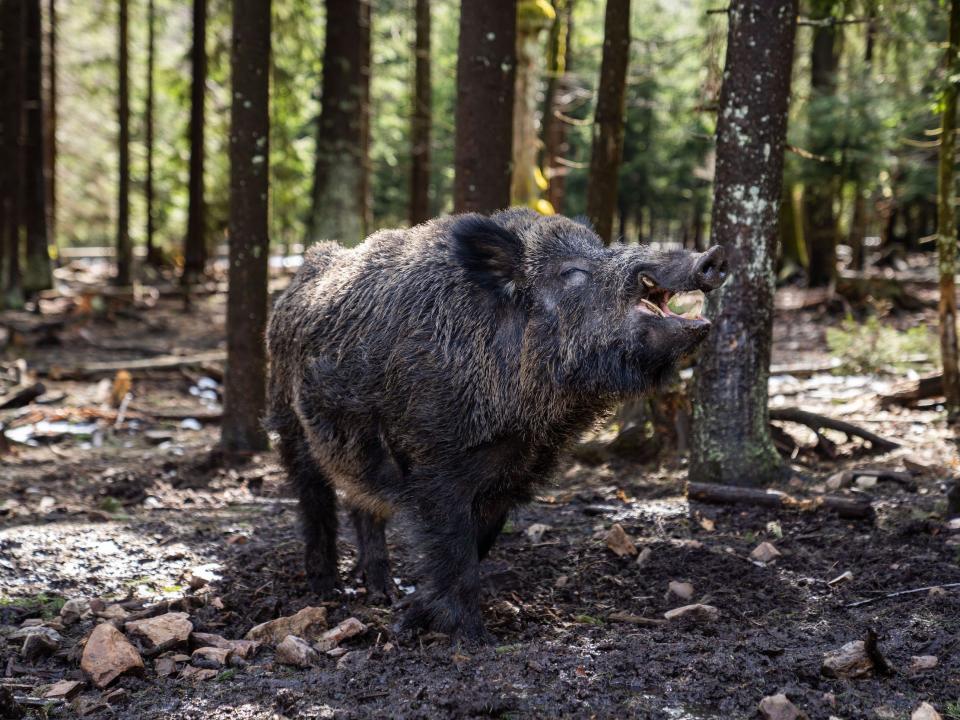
[396, 597, 493, 645]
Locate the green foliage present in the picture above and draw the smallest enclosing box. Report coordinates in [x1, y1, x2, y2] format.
[0, 592, 66, 619]
[825, 315, 939, 373]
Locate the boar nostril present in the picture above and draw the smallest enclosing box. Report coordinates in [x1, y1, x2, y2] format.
[693, 245, 727, 291]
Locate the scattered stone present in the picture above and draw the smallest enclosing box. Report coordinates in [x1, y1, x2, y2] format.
[70, 694, 108, 717]
[554, 575, 569, 588]
[912, 703, 942, 720]
[275, 635, 318, 667]
[102, 687, 128, 705]
[9, 624, 62, 643]
[821, 640, 873, 679]
[663, 604, 719, 623]
[170, 653, 191, 662]
[336, 649, 369, 670]
[909, 655, 938, 673]
[43, 680, 84, 701]
[95, 605, 128, 622]
[245, 606, 328, 644]
[750, 541, 782, 564]
[855, 475, 878, 490]
[525, 523, 552, 543]
[947, 517, 960, 532]
[326, 646, 349, 658]
[825, 472, 846, 491]
[667, 581, 694, 601]
[185, 565, 219, 591]
[80, 623, 144, 688]
[191, 646, 231, 668]
[314, 617, 366, 652]
[180, 665, 217, 681]
[604, 523, 638, 557]
[60, 599, 90, 626]
[636, 546, 652, 568]
[125, 612, 193, 651]
[21, 627, 61, 661]
[827, 571, 853, 586]
[759, 693, 807, 720]
[154, 657, 178, 677]
[20, 618, 43, 628]
[190, 632, 260, 660]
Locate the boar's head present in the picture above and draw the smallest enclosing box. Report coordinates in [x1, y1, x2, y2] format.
[452, 209, 728, 400]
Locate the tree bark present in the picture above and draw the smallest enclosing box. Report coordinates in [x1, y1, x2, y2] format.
[145, 0, 159, 267]
[542, 0, 573, 214]
[689, 0, 797, 486]
[938, 0, 960, 420]
[222, 0, 271, 453]
[0, 0, 24, 306]
[43, 0, 55, 249]
[310, 0, 371, 246]
[183, 0, 208, 282]
[115, 0, 132, 286]
[409, 0, 431, 226]
[586, 0, 630, 244]
[23, 0, 51, 293]
[453, 0, 517, 215]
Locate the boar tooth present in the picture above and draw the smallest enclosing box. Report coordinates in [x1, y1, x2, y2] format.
[639, 298, 664, 317]
[641, 275, 656, 288]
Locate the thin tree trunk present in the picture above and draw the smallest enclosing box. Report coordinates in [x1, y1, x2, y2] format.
[310, 0, 371, 246]
[542, 0, 572, 214]
[586, 0, 630, 244]
[0, 0, 24, 306]
[409, 0, 431, 225]
[222, 0, 271, 452]
[145, 0, 159, 266]
[23, 0, 51, 293]
[44, 0, 55, 249]
[115, 0, 132, 286]
[938, 0, 960, 420]
[183, 0, 208, 282]
[690, 0, 797, 486]
[453, 0, 517, 214]
[512, 1, 553, 208]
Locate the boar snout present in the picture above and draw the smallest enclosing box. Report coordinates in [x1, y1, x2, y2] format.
[692, 245, 727, 292]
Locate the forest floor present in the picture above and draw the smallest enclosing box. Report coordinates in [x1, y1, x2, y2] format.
[1, 258, 959, 719]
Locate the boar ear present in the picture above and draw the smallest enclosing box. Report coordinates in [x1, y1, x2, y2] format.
[451, 215, 523, 297]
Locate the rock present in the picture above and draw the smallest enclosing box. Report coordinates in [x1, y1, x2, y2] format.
[80, 623, 144, 688]
[8, 625, 61, 642]
[313, 617, 366, 652]
[185, 564, 219, 591]
[21, 627, 61, 661]
[855, 475, 878, 489]
[636, 546, 652, 567]
[275, 635, 318, 667]
[60, 599, 91, 625]
[554, 575, 569, 588]
[336, 649, 369, 670]
[912, 703, 942, 720]
[154, 656, 178, 677]
[20, 618, 43, 628]
[190, 632, 260, 660]
[525, 523, 552, 543]
[180, 665, 217, 681]
[70, 695, 108, 717]
[102, 687, 128, 705]
[95, 604, 128, 621]
[125, 612, 193, 651]
[750, 541, 782, 564]
[667, 581, 694, 601]
[191, 646, 231, 668]
[604, 523, 638, 557]
[759, 693, 807, 720]
[663, 604, 719, 623]
[244, 606, 327, 644]
[825, 472, 846, 491]
[43, 680, 84, 700]
[821, 640, 873, 679]
[909, 655, 938, 672]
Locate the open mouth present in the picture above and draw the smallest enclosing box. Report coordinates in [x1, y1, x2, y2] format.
[636, 276, 705, 321]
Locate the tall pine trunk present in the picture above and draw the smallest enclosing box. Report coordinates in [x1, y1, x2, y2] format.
[183, 0, 208, 282]
[938, 0, 960, 420]
[542, 0, 572, 214]
[690, 0, 797, 486]
[23, 0, 51, 293]
[115, 0, 132, 286]
[0, 0, 24, 306]
[409, 0, 431, 226]
[586, 0, 630, 245]
[145, 0, 159, 267]
[44, 0, 55, 248]
[310, 0, 371, 246]
[222, 0, 271, 452]
[453, 0, 517, 214]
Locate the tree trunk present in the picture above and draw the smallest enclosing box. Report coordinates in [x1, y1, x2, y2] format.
[409, 0, 431, 226]
[585, 0, 630, 244]
[802, 3, 842, 288]
[44, 0, 55, 249]
[689, 0, 797, 486]
[938, 0, 960, 420]
[222, 0, 271, 452]
[542, 0, 573, 214]
[183, 0, 208, 282]
[0, 0, 24, 306]
[115, 0, 132, 286]
[453, 0, 517, 215]
[23, 0, 51, 293]
[310, 0, 371, 246]
[145, 0, 159, 267]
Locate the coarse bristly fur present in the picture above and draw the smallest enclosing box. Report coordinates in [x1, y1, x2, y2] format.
[266, 207, 727, 642]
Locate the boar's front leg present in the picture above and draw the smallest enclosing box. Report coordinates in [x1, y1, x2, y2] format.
[349, 508, 394, 604]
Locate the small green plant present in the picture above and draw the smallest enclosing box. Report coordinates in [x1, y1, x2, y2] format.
[944, 700, 960, 719]
[826, 315, 938, 374]
[215, 669, 237, 682]
[0, 592, 66, 619]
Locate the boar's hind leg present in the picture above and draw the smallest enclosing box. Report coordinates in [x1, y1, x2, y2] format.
[477, 512, 508, 561]
[275, 418, 341, 596]
[349, 508, 394, 604]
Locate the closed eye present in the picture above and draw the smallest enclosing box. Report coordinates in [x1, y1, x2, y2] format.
[560, 267, 591, 285]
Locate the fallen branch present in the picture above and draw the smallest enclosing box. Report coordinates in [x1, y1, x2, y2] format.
[769, 407, 900, 453]
[687, 481, 874, 520]
[0, 383, 46, 410]
[846, 582, 960, 608]
[879, 374, 943, 408]
[40, 351, 226, 380]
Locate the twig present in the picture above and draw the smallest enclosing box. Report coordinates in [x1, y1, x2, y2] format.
[687, 481, 874, 520]
[846, 582, 960, 608]
[769, 407, 900, 453]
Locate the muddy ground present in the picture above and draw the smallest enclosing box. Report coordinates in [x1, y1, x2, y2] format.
[1, 265, 959, 719]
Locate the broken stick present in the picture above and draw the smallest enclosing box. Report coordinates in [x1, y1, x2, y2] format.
[39, 351, 226, 380]
[769, 407, 900, 453]
[687, 481, 874, 520]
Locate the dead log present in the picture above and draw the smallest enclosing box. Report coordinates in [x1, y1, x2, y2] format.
[769, 407, 900, 453]
[0, 383, 46, 410]
[879, 374, 943, 407]
[687, 481, 875, 520]
[39, 351, 226, 380]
